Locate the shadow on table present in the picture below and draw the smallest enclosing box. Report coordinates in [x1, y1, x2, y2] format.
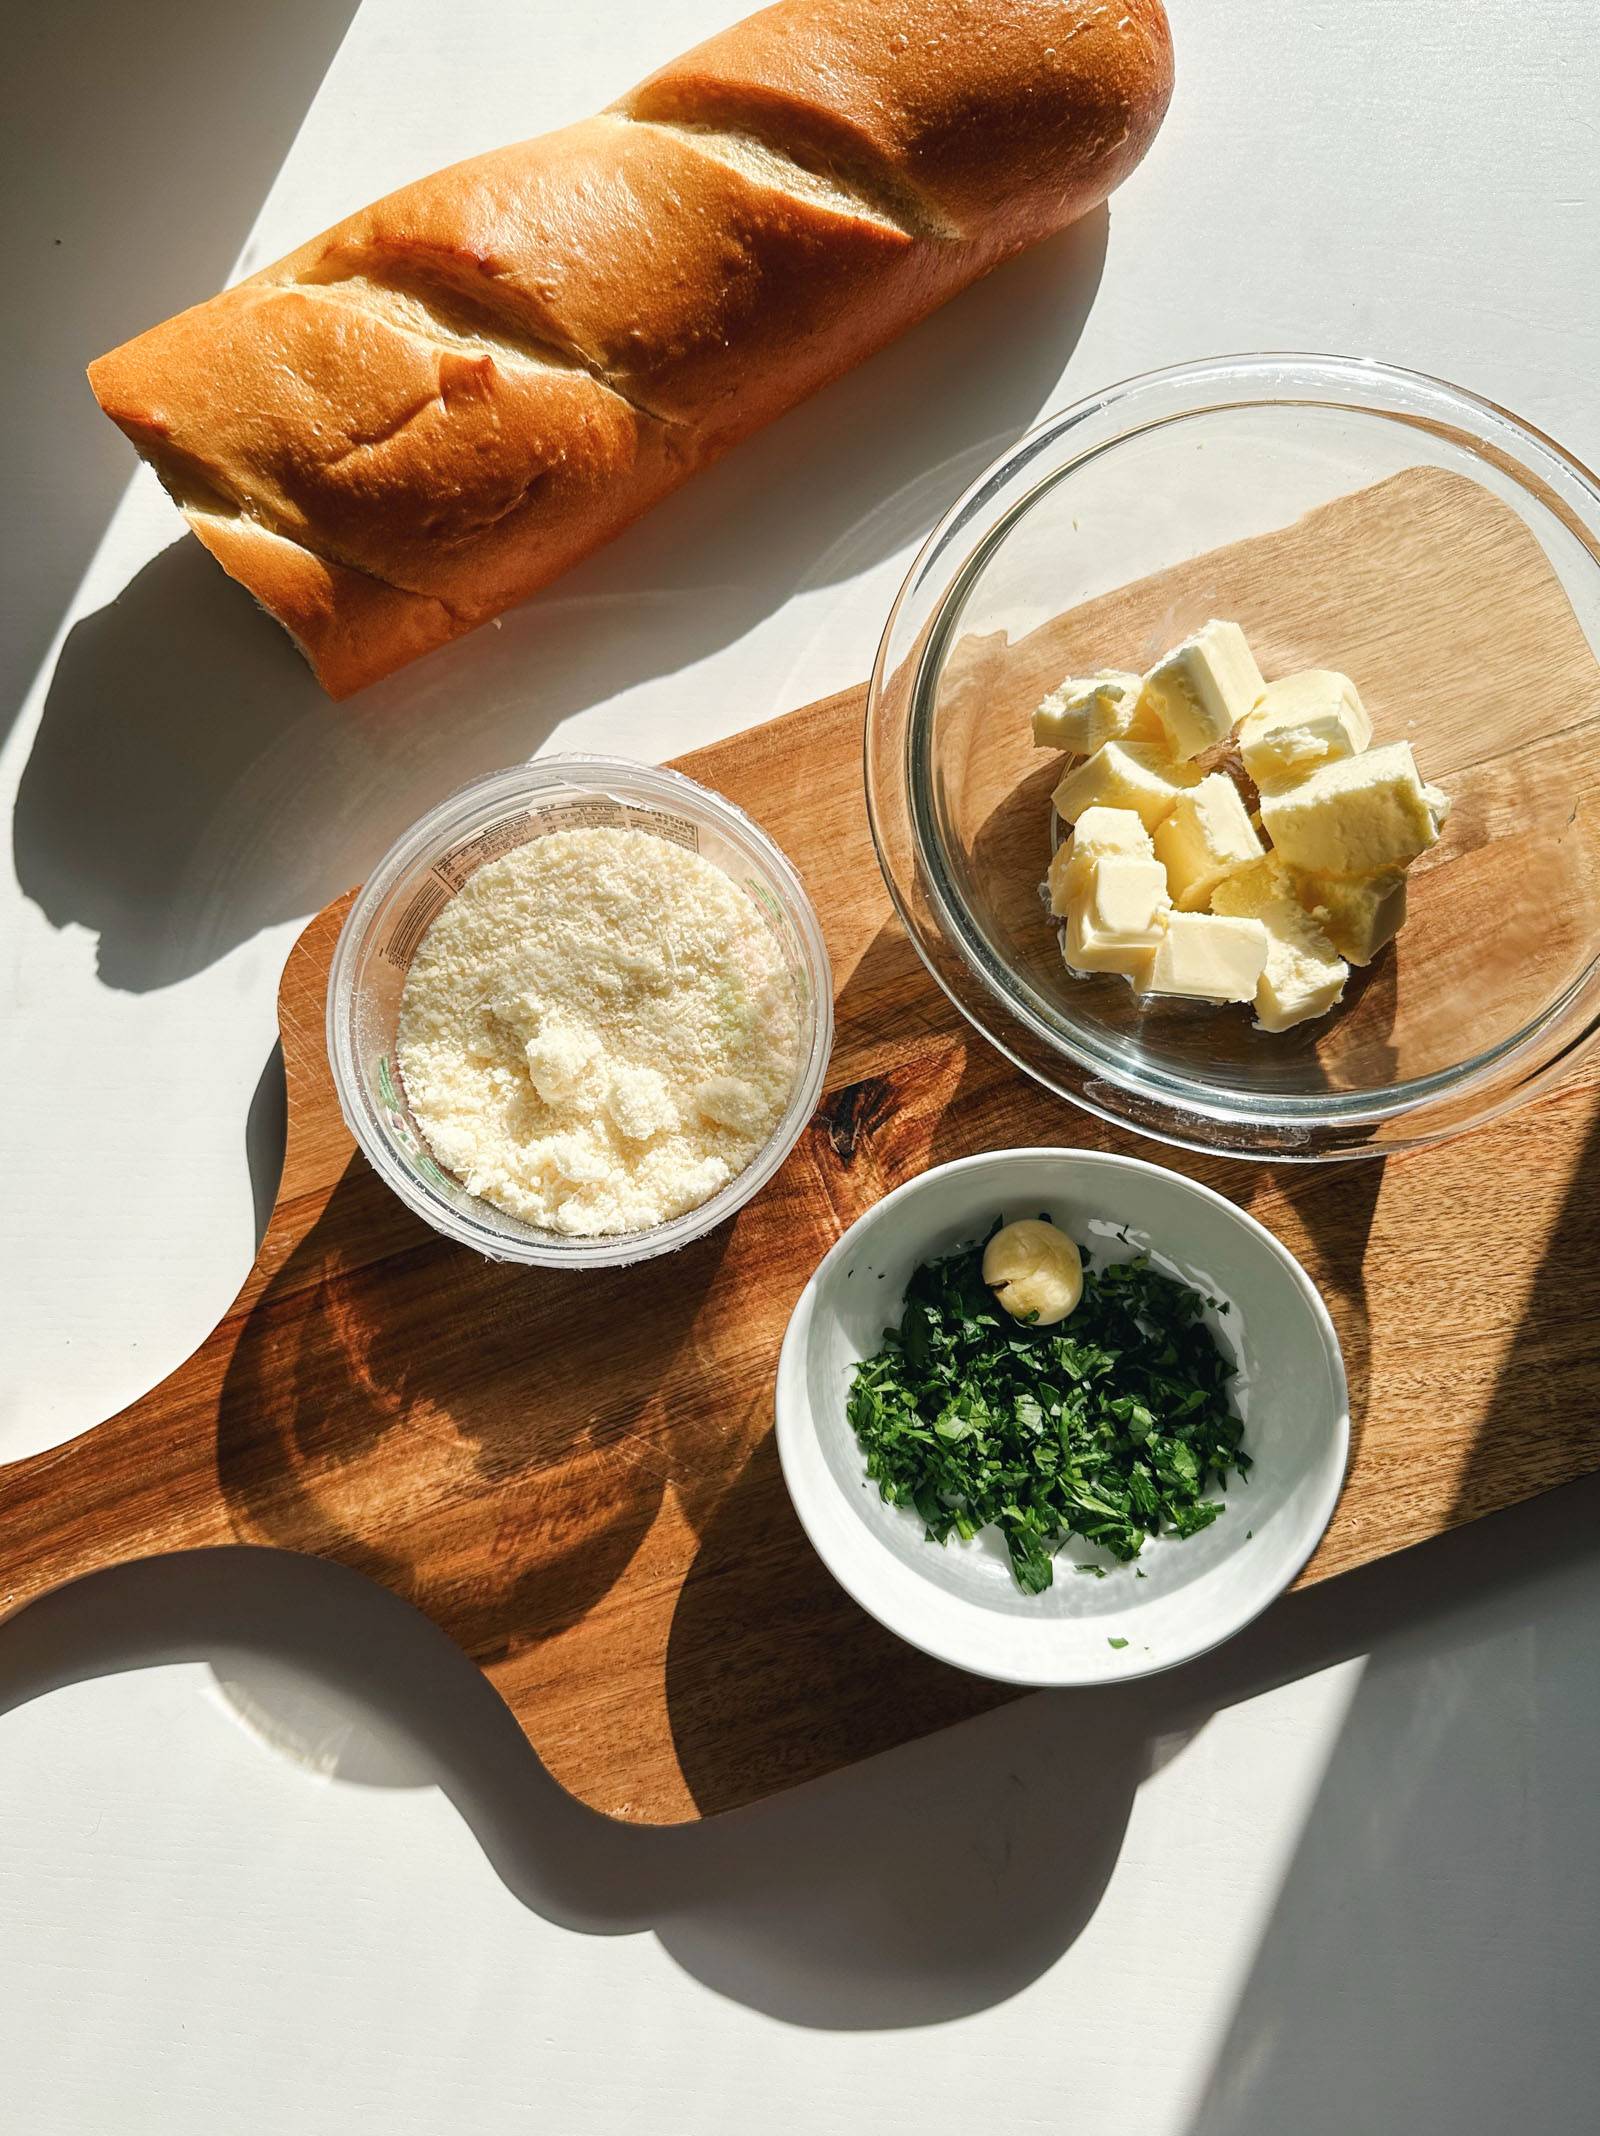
[245, 1041, 288, 1250]
[1179, 1481, 1600, 2133]
[7, 1452, 1600, 2036]
[1176, 1089, 1600, 2133]
[0, 1541, 1139, 2029]
[1, 0, 362, 741]
[13, 209, 1109, 994]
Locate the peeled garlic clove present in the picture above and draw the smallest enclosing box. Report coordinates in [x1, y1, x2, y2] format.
[981, 1219, 1083, 1326]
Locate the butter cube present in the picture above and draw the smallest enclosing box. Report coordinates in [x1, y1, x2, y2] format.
[1032, 670, 1146, 755]
[1139, 911, 1269, 1003]
[1258, 741, 1442, 874]
[1212, 860, 1349, 1031]
[1063, 855, 1171, 976]
[1153, 773, 1265, 910]
[1047, 805, 1152, 914]
[1284, 865, 1408, 967]
[1052, 739, 1201, 833]
[1136, 620, 1266, 760]
[1237, 669, 1373, 784]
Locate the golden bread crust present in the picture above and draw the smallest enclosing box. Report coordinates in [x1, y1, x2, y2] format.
[88, 0, 1174, 695]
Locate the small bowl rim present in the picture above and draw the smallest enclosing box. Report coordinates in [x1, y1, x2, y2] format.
[775, 1145, 1351, 1687]
[326, 752, 834, 1267]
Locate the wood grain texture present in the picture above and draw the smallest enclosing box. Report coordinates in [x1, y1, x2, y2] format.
[4, 469, 1598, 1824]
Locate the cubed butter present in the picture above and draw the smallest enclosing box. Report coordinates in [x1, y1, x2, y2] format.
[1284, 864, 1408, 967]
[1052, 739, 1201, 833]
[1237, 669, 1373, 784]
[1258, 741, 1442, 874]
[1032, 670, 1146, 755]
[1153, 772, 1265, 910]
[1136, 619, 1266, 760]
[1138, 911, 1269, 1003]
[1046, 805, 1152, 914]
[1211, 859, 1349, 1031]
[1063, 855, 1171, 976]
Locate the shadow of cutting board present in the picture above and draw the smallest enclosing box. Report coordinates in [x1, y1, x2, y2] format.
[4, 466, 1600, 1824]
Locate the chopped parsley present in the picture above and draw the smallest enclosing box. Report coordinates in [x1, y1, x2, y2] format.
[846, 1221, 1250, 1595]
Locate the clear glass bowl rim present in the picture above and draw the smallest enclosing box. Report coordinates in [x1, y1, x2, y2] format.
[864, 350, 1600, 1162]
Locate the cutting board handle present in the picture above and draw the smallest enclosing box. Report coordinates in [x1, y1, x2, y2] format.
[0, 898, 362, 1631]
[0, 1391, 230, 1627]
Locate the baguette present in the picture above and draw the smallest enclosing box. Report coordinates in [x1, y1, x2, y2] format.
[88, 1, 1174, 697]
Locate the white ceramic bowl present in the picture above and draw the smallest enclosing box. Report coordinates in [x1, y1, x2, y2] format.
[775, 1148, 1349, 1685]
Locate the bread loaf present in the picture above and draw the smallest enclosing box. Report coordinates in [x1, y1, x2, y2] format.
[88, 1, 1174, 697]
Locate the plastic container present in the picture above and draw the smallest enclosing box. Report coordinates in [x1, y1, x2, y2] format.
[866, 353, 1600, 1160]
[327, 755, 834, 1265]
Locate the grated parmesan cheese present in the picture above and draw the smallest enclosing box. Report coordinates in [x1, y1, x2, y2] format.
[396, 827, 802, 1236]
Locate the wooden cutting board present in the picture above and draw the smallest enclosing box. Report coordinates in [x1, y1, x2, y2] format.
[5, 467, 1600, 1824]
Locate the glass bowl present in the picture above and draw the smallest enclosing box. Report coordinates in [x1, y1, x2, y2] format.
[865, 353, 1600, 1160]
[327, 755, 834, 1265]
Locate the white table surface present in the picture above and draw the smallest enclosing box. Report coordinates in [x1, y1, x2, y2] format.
[5, 2, 1600, 2128]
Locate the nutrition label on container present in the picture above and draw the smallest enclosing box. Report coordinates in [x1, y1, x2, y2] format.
[536, 800, 700, 850]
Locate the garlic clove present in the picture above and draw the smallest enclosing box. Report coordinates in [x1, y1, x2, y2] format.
[981, 1219, 1083, 1326]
